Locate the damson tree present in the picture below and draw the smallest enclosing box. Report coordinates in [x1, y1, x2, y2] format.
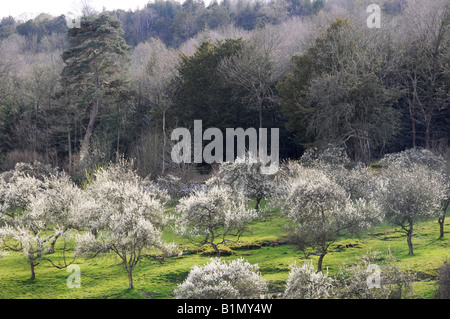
[38, 174, 83, 253]
[0, 225, 67, 280]
[74, 160, 175, 289]
[379, 148, 445, 171]
[379, 148, 448, 239]
[0, 174, 44, 225]
[299, 145, 375, 201]
[0, 173, 78, 280]
[0, 161, 60, 223]
[274, 161, 380, 271]
[175, 186, 258, 257]
[174, 258, 267, 299]
[377, 161, 446, 255]
[215, 154, 274, 210]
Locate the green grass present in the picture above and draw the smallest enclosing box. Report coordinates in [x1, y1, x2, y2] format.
[0, 202, 448, 299]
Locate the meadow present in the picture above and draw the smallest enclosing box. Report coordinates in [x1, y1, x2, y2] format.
[1, 201, 448, 299]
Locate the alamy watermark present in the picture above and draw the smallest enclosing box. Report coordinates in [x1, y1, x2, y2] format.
[67, 264, 81, 289]
[367, 4, 381, 29]
[171, 120, 279, 174]
[367, 264, 381, 289]
[65, 11, 81, 29]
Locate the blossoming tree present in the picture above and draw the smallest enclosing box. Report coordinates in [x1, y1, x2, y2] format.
[74, 161, 175, 289]
[274, 161, 380, 271]
[377, 162, 446, 255]
[175, 185, 258, 257]
[0, 173, 78, 280]
[215, 154, 274, 210]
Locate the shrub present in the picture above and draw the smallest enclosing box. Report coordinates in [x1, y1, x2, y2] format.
[379, 148, 445, 171]
[284, 260, 333, 299]
[174, 258, 267, 299]
[333, 250, 415, 299]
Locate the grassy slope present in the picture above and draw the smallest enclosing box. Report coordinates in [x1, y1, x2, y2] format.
[0, 203, 448, 299]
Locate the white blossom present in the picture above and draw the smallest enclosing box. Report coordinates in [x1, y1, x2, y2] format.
[379, 148, 445, 171]
[272, 161, 380, 271]
[74, 160, 176, 289]
[175, 185, 258, 257]
[284, 260, 333, 299]
[376, 160, 446, 254]
[174, 258, 268, 299]
[334, 250, 415, 299]
[215, 154, 274, 209]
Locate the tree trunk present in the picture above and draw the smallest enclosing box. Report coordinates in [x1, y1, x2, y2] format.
[209, 231, 220, 258]
[30, 263, 36, 281]
[317, 253, 326, 272]
[116, 102, 121, 156]
[212, 244, 220, 258]
[439, 202, 448, 239]
[408, 91, 416, 148]
[425, 124, 431, 150]
[80, 65, 100, 164]
[79, 99, 99, 164]
[407, 220, 414, 255]
[127, 269, 133, 290]
[259, 103, 263, 129]
[407, 233, 414, 255]
[411, 116, 416, 148]
[439, 216, 445, 239]
[116, 124, 120, 156]
[48, 233, 61, 254]
[255, 197, 262, 211]
[68, 131, 72, 171]
[162, 108, 166, 175]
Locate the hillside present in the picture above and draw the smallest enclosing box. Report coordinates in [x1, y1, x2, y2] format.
[0, 203, 448, 299]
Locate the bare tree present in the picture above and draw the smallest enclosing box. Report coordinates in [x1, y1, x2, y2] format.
[218, 29, 281, 129]
[397, 0, 450, 149]
[178, 24, 251, 57]
[131, 39, 179, 175]
[304, 72, 399, 164]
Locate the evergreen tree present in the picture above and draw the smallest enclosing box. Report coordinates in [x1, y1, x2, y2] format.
[61, 14, 131, 165]
[172, 39, 255, 131]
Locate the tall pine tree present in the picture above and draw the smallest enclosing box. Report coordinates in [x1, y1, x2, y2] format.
[61, 14, 131, 165]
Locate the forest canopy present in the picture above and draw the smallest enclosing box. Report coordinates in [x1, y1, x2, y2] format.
[0, 0, 448, 178]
